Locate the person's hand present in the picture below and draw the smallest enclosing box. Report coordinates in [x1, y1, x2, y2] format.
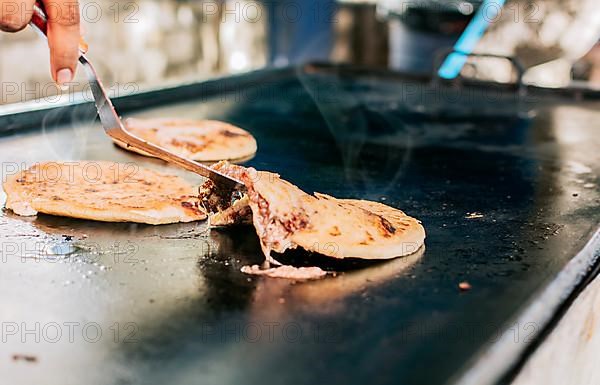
[0, 0, 80, 86]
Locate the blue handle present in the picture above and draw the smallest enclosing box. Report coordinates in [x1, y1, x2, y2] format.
[438, 0, 506, 79]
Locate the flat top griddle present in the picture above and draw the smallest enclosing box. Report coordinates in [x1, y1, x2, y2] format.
[0, 64, 598, 385]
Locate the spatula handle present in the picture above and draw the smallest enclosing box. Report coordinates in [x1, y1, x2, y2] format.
[29, 0, 89, 54]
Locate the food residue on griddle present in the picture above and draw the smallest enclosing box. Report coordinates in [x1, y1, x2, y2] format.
[12, 354, 38, 363]
[241, 264, 327, 280]
[458, 281, 472, 291]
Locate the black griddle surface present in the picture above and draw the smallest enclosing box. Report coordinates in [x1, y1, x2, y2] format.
[0, 65, 598, 385]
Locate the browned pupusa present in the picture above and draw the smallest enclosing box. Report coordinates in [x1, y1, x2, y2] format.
[203, 162, 426, 261]
[3, 161, 207, 225]
[114, 118, 257, 161]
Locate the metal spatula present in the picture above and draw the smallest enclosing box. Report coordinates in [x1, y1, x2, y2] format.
[29, 1, 244, 192]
